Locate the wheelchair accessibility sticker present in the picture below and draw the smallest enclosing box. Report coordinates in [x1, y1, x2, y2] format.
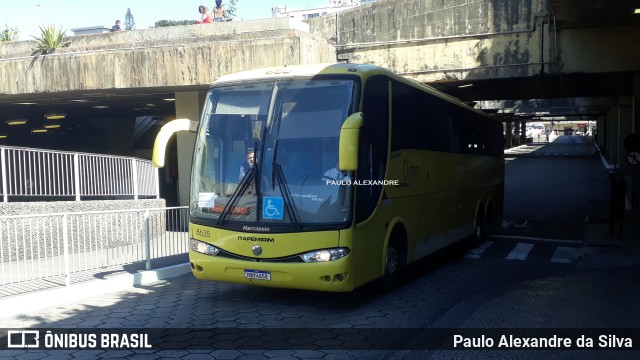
[263, 197, 283, 220]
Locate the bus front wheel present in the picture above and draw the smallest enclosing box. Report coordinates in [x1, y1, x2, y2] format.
[381, 229, 407, 289]
[381, 243, 399, 289]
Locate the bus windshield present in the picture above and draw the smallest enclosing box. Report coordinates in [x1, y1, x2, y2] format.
[191, 79, 356, 229]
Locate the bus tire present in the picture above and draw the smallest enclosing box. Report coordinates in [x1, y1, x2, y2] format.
[381, 243, 399, 290]
[471, 209, 487, 246]
[381, 230, 406, 290]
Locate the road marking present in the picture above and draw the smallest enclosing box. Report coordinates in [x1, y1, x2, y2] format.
[464, 241, 494, 259]
[551, 246, 579, 263]
[505, 243, 534, 260]
[514, 220, 528, 228]
[490, 234, 583, 244]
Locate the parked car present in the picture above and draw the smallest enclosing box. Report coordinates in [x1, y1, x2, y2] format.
[526, 123, 545, 137]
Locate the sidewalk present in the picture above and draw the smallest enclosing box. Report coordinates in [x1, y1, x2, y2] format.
[581, 137, 640, 269]
[504, 134, 640, 267]
[0, 261, 191, 319]
[581, 211, 640, 269]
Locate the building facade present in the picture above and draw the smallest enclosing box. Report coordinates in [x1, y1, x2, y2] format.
[272, 0, 378, 21]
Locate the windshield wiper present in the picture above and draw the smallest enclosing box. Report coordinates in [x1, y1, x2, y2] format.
[271, 140, 300, 229]
[217, 165, 257, 225]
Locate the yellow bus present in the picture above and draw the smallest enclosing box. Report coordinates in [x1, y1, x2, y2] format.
[154, 63, 504, 292]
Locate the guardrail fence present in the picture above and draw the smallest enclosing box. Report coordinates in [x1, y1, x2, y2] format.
[0, 146, 159, 201]
[0, 206, 189, 290]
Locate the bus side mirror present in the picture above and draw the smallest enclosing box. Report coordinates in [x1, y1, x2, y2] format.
[152, 119, 198, 168]
[338, 112, 363, 171]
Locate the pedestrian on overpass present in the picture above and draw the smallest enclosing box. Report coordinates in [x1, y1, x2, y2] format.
[213, 0, 228, 22]
[196, 5, 213, 24]
[607, 169, 626, 239]
[110, 20, 121, 32]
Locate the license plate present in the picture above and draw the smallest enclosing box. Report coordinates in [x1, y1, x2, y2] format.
[244, 269, 271, 281]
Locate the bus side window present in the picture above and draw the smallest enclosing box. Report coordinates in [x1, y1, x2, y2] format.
[356, 76, 390, 223]
[391, 80, 452, 153]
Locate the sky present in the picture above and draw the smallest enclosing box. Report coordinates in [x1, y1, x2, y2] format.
[0, 0, 330, 40]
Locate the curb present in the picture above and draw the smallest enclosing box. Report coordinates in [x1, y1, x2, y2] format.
[0, 263, 191, 319]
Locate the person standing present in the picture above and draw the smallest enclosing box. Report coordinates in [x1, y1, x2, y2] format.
[213, 0, 227, 22]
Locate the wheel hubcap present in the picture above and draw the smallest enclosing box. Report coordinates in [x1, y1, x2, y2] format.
[386, 247, 397, 274]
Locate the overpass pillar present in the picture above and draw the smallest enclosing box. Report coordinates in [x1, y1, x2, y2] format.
[175, 91, 207, 206]
[505, 122, 513, 148]
[513, 121, 522, 146]
[632, 72, 640, 216]
[595, 115, 605, 151]
[616, 97, 633, 174]
[609, 104, 620, 167]
[605, 103, 626, 168]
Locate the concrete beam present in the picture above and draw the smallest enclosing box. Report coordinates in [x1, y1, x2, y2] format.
[558, 25, 640, 74]
[0, 22, 335, 96]
[0, 18, 311, 58]
[309, 0, 550, 82]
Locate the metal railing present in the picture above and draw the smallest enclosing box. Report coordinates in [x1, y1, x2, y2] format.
[0, 146, 159, 201]
[0, 206, 189, 289]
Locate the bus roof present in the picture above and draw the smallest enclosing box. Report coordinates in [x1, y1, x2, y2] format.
[213, 63, 384, 85]
[213, 63, 495, 121]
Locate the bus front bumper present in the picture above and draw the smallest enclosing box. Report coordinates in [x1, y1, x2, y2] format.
[189, 250, 355, 292]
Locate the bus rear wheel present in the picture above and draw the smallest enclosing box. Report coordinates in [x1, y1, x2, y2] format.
[385, 245, 398, 277]
[471, 211, 487, 246]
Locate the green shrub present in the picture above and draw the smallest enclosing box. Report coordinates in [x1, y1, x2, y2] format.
[31, 24, 71, 56]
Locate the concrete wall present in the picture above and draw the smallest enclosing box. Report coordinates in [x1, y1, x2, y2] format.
[603, 97, 634, 172]
[0, 19, 335, 96]
[311, 0, 539, 42]
[0, 18, 311, 58]
[308, 0, 549, 82]
[558, 25, 640, 74]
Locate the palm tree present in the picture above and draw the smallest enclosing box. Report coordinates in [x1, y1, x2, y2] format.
[0, 24, 20, 42]
[31, 24, 71, 56]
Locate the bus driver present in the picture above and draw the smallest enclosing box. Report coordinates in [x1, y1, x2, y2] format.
[239, 150, 255, 181]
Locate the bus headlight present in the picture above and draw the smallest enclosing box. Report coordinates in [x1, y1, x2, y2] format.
[300, 248, 350, 262]
[190, 239, 220, 256]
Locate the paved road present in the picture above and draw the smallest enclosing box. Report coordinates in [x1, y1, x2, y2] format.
[1, 237, 600, 359]
[1, 135, 639, 359]
[501, 135, 609, 240]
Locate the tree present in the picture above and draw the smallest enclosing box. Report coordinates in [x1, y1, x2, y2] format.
[124, 8, 135, 30]
[31, 24, 70, 56]
[0, 23, 19, 42]
[154, 20, 194, 28]
[226, 0, 238, 18]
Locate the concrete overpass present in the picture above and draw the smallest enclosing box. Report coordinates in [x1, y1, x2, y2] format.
[0, 18, 336, 205]
[308, 0, 640, 210]
[0, 0, 639, 209]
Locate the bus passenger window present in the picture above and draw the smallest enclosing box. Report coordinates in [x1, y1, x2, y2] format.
[356, 76, 389, 223]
